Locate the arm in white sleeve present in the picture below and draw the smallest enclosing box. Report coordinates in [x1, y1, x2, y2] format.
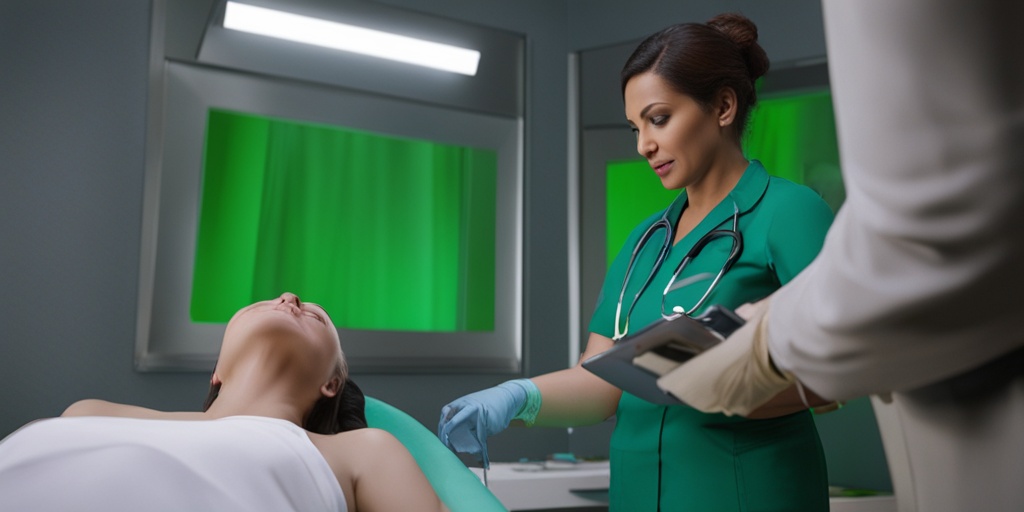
[768, 0, 1024, 399]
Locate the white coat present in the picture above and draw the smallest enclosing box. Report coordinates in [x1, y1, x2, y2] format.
[767, 1, 1024, 511]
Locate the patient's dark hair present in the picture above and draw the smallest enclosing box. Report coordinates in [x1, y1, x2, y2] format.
[203, 376, 368, 435]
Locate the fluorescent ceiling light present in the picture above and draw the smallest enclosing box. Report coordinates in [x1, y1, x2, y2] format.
[223, 2, 480, 76]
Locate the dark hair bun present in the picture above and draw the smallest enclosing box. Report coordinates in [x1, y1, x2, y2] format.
[706, 13, 769, 80]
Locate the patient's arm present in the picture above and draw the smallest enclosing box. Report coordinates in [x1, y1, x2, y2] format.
[61, 399, 202, 420]
[313, 428, 447, 512]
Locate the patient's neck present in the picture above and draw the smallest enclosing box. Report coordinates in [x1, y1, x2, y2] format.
[205, 355, 314, 428]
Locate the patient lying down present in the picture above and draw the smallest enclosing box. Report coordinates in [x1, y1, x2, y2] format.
[0, 293, 449, 512]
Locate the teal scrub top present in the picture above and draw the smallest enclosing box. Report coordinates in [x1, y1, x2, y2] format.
[589, 161, 834, 511]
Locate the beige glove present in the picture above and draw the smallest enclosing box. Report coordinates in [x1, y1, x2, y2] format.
[656, 298, 793, 416]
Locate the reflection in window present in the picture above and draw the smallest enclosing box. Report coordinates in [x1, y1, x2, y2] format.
[191, 109, 497, 332]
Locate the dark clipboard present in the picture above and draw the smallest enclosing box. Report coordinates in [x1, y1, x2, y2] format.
[581, 306, 744, 405]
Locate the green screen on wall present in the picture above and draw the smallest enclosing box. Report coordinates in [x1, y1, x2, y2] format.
[605, 160, 680, 269]
[605, 89, 844, 267]
[191, 109, 497, 332]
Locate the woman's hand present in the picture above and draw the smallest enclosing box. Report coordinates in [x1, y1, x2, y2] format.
[437, 380, 533, 468]
[658, 298, 840, 418]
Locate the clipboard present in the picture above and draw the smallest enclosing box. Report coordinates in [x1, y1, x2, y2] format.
[581, 306, 744, 405]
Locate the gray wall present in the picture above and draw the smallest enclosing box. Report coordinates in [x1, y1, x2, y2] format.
[1, 1, 211, 426]
[0, 0, 888, 490]
[566, 0, 826, 58]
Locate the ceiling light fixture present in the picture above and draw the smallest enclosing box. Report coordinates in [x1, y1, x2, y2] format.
[223, 2, 481, 76]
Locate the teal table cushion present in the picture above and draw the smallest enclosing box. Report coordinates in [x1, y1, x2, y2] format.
[364, 397, 507, 512]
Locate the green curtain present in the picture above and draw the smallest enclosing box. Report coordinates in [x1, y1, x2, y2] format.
[191, 109, 497, 332]
[605, 89, 844, 267]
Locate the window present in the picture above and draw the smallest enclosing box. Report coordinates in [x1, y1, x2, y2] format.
[136, 61, 522, 373]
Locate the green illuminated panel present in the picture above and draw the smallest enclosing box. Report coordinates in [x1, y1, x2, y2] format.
[606, 89, 843, 268]
[743, 89, 845, 211]
[606, 160, 680, 269]
[192, 109, 497, 332]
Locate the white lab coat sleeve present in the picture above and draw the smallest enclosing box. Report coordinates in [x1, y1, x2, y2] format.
[766, 0, 1024, 400]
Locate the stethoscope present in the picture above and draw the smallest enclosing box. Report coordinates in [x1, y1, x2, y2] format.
[612, 201, 743, 341]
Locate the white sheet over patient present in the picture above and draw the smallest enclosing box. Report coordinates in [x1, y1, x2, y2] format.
[0, 415, 348, 512]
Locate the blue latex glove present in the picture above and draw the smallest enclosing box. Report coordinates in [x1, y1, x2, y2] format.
[437, 380, 529, 468]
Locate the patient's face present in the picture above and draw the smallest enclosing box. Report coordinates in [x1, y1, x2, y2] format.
[221, 292, 343, 382]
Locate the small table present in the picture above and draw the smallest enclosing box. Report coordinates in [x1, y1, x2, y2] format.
[471, 461, 897, 512]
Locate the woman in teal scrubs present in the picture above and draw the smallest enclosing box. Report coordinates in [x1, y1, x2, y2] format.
[592, 159, 833, 509]
[439, 13, 834, 511]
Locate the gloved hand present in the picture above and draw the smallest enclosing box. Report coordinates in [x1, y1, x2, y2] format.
[437, 379, 536, 468]
[656, 298, 794, 416]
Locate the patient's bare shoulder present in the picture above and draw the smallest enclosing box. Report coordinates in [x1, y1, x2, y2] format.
[310, 427, 406, 474]
[61, 399, 192, 419]
[311, 428, 446, 511]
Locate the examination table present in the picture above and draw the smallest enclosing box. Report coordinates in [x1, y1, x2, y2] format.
[365, 397, 507, 511]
